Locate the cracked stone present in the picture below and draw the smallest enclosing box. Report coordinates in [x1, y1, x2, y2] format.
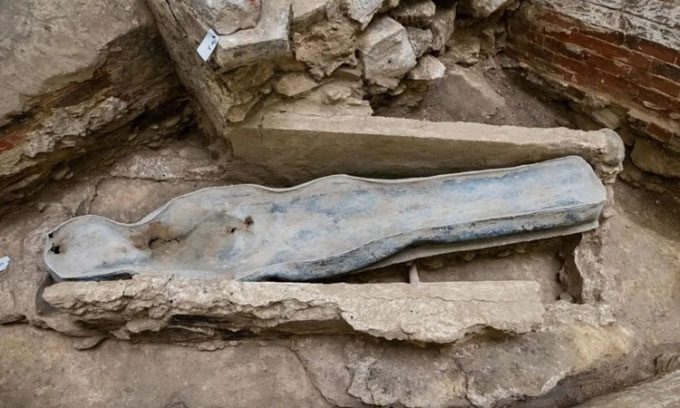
[390, 0, 436, 28]
[43, 277, 545, 344]
[341, 0, 383, 28]
[215, 0, 292, 70]
[405, 26, 433, 57]
[358, 16, 417, 89]
[189, 0, 261, 35]
[459, 0, 515, 18]
[407, 55, 446, 80]
[429, 3, 456, 52]
[274, 72, 320, 97]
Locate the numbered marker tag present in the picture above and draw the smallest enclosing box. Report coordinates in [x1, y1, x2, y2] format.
[197, 29, 218, 61]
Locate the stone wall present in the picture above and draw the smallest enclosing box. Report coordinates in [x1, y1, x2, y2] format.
[507, 0, 680, 178]
[0, 0, 190, 205]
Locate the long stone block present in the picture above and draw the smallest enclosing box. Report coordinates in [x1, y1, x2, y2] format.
[228, 112, 624, 183]
[575, 370, 680, 408]
[42, 277, 544, 344]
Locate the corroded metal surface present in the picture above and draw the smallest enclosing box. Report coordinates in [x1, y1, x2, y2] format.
[44, 156, 606, 282]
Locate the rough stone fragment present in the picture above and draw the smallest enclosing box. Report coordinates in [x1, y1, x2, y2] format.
[274, 72, 320, 96]
[190, 0, 261, 35]
[429, 3, 456, 51]
[407, 55, 446, 80]
[292, 0, 336, 26]
[405, 26, 433, 57]
[341, 0, 383, 27]
[440, 65, 507, 121]
[575, 370, 680, 408]
[459, 0, 515, 18]
[292, 16, 359, 78]
[215, 0, 292, 70]
[42, 277, 545, 344]
[230, 112, 624, 184]
[0, 0, 185, 203]
[390, 0, 436, 27]
[448, 28, 482, 65]
[631, 138, 680, 178]
[358, 16, 417, 88]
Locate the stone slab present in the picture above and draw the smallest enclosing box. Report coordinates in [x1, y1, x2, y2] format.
[575, 370, 680, 408]
[215, 0, 292, 70]
[43, 157, 605, 282]
[42, 278, 544, 343]
[229, 112, 625, 183]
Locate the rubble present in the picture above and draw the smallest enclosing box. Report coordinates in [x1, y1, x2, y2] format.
[429, 3, 456, 51]
[358, 16, 418, 88]
[389, 0, 436, 27]
[189, 0, 261, 35]
[292, 16, 359, 79]
[459, 0, 515, 18]
[42, 277, 544, 343]
[405, 26, 434, 57]
[442, 65, 507, 121]
[215, 0, 292, 70]
[342, 0, 384, 28]
[407, 55, 446, 80]
[274, 72, 320, 97]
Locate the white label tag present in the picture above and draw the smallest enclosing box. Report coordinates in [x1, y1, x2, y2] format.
[197, 29, 219, 61]
[0, 256, 9, 272]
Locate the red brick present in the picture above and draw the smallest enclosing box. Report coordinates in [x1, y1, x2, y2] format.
[543, 36, 585, 59]
[647, 74, 680, 98]
[647, 122, 678, 143]
[578, 26, 626, 46]
[625, 37, 680, 65]
[651, 61, 680, 83]
[636, 87, 680, 113]
[568, 32, 652, 70]
[539, 10, 578, 31]
[553, 54, 590, 76]
[583, 51, 633, 77]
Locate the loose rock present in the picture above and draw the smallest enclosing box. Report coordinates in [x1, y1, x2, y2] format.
[358, 16, 417, 89]
[407, 55, 446, 80]
[390, 0, 436, 27]
[429, 3, 457, 51]
[406, 26, 433, 57]
[190, 0, 261, 35]
[274, 72, 320, 97]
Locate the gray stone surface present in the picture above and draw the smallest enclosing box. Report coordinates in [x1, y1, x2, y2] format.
[229, 112, 625, 184]
[429, 3, 456, 51]
[43, 278, 545, 343]
[0, 0, 186, 203]
[459, 0, 515, 18]
[358, 16, 418, 88]
[631, 138, 680, 178]
[190, 0, 261, 35]
[274, 72, 320, 96]
[215, 0, 292, 70]
[407, 55, 446, 80]
[406, 26, 433, 57]
[535, 0, 680, 50]
[390, 0, 436, 28]
[575, 370, 680, 408]
[342, 0, 384, 28]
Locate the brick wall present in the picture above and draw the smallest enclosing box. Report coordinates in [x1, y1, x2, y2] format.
[507, 1, 680, 178]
